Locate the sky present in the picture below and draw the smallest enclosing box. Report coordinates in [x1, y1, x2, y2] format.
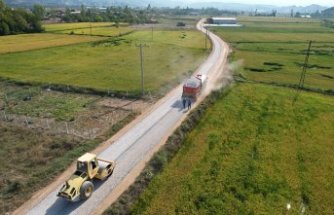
[186, 0, 334, 7]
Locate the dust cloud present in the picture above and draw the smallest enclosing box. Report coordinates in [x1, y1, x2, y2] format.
[202, 59, 243, 97]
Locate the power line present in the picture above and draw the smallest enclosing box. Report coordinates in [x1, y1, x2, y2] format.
[293, 40, 312, 103]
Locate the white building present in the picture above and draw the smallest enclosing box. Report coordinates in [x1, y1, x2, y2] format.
[207, 17, 241, 27]
[210, 17, 237, 25]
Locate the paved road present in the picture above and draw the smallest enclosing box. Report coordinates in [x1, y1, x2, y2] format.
[19, 20, 229, 215]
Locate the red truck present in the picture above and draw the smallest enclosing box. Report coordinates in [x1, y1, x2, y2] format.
[182, 74, 207, 99]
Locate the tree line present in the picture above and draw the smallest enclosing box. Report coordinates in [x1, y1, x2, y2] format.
[62, 5, 154, 24]
[60, 5, 239, 24]
[0, 0, 44, 36]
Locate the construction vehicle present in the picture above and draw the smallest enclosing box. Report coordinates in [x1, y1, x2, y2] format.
[182, 74, 207, 99]
[57, 153, 115, 201]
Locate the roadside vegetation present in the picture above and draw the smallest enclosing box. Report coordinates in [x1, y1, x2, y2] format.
[211, 17, 334, 92]
[120, 83, 334, 214]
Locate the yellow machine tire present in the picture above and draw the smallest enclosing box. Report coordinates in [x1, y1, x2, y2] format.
[80, 181, 94, 200]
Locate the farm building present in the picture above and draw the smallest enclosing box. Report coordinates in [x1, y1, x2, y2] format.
[209, 17, 238, 25]
[206, 17, 241, 27]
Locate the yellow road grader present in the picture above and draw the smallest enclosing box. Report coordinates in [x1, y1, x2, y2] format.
[57, 153, 115, 201]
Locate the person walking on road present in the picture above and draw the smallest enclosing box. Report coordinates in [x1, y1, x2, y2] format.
[187, 98, 192, 110]
[182, 97, 186, 109]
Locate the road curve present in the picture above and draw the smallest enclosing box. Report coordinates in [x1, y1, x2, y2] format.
[16, 19, 230, 215]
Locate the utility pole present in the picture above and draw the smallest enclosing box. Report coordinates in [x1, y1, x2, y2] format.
[293, 40, 312, 103]
[205, 28, 208, 49]
[136, 44, 148, 96]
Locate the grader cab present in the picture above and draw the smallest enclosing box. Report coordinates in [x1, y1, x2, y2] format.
[57, 153, 115, 201]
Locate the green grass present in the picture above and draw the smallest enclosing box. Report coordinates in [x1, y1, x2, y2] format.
[58, 26, 134, 37]
[0, 33, 103, 54]
[211, 18, 334, 91]
[1, 85, 94, 121]
[0, 30, 209, 95]
[44, 22, 115, 32]
[131, 83, 334, 214]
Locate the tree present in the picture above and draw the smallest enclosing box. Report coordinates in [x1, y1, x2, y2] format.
[0, 0, 43, 35]
[0, 21, 9, 35]
[0, 0, 5, 12]
[32, 4, 45, 20]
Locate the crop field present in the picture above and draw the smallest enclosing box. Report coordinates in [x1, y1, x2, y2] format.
[0, 30, 209, 95]
[131, 83, 334, 214]
[124, 29, 209, 49]
[211, 18, 334, 91]
[44, 22, 114, 32]
[0, 33, 103, 54]
[58, 26, 134, 37]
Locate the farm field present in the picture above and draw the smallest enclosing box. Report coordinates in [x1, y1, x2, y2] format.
[0, 33, 103, 54]
[44, 22, 114, 32]
[211, 18, 334, 91]
[0, 29, 209, 95]
[58, 26, 134, 37]
[0, 82, 153, 213]
[130, 83, 334, 214]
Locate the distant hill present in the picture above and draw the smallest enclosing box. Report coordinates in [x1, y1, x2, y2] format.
[322, 7, 334, 17]
[4, 0, 329, 14]
[188, 2, 327, 14]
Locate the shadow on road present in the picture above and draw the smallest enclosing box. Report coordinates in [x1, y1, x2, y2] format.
[45, 179, 109, 215]
[171, 99, 186, 112]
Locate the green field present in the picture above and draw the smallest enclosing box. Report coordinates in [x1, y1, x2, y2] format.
[58, 26, 134, 37]
[130, 83, 334, 214]
[44, 22, 115, 32]
[0, 33, 103, 54]
[211, 18, 334, 91]
[0, 29, 209, 94]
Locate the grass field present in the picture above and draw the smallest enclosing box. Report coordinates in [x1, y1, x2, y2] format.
[0, 33, 103, 54]
[0, 29, 209, 95]
[58, 26, 134, 37]
[130, 83, 334, 214]
[0, 80, 149, 213]
[211, 17, 334, 91]
[44, 22, 115, 32]
[0, 84, 93, 121]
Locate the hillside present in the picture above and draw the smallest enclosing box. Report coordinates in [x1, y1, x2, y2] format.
[322, 7, 334, 17]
